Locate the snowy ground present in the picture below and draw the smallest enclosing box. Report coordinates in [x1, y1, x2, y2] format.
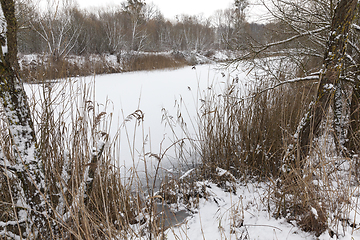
[163, 180, 360, 240]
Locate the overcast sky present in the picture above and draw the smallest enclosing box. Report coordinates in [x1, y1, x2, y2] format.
[73, 0, 270, 22]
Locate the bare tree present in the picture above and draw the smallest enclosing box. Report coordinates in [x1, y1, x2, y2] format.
[212, 1, 249, 51]
[100, 7, 127, 54]
[30, 0, 83, 60]
[123, 0, 148, 51]
[235, 0, 359, 162]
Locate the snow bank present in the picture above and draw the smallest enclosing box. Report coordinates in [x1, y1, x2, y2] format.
[165, 181, 360, 240]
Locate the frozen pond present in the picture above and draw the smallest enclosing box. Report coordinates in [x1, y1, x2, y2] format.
[25, 64, 250, 180]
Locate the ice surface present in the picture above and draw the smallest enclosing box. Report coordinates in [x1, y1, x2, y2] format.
[24, 64, 250, 178]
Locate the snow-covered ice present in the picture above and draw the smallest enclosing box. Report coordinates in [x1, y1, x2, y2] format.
[24, 64, 250, 177]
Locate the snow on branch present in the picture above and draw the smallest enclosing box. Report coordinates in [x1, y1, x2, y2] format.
[0, 17, 6, 61]
[248, 74, 320, 99]
[238, 26, 330, 60]
[352, 23, 360, 31]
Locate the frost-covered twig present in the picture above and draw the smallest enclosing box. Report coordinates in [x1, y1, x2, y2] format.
[84, 137, 106, 203]
[236, 26, 330, 61]
[245, 74, 320, 100]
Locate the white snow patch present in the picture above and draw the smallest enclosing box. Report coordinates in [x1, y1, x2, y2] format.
[323, 83, 334, 90]
[179, 168, 195, 180]
[1, 44, 7, 55]
[163, 182, 360, 240]
[311, 207, 318, 219]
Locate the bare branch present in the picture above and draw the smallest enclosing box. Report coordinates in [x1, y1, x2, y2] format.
[237, 26, 329, 61]
[250, 74, 319, 98]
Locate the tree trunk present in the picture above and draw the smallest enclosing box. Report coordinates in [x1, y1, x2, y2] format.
[347, 83, 360, 154]
[0, 1, 50, 238]
[0, 0, 19, 71]
[0, 2, 105, 238]
[296, 0, 358, 162]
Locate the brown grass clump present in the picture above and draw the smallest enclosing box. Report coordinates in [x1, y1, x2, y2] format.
[19, 55, 122, 82]
[19, 52, 189, 83]
[197, 72, 317, 181]
[195, 62, 358, 236]
[122, 53, 188, 72]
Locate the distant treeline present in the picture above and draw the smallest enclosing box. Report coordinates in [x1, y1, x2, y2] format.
[16, 0, 269, 59]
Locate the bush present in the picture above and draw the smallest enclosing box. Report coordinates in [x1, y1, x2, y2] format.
[19, 52, 189, 83]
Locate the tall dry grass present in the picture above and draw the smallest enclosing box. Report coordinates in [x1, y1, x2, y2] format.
[197, 72, 317, 180]
[20, 55, 122, 82]
[122, 53, 188, 72]
[193, 62, 360, 237]
[0, 74, 181, 239]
